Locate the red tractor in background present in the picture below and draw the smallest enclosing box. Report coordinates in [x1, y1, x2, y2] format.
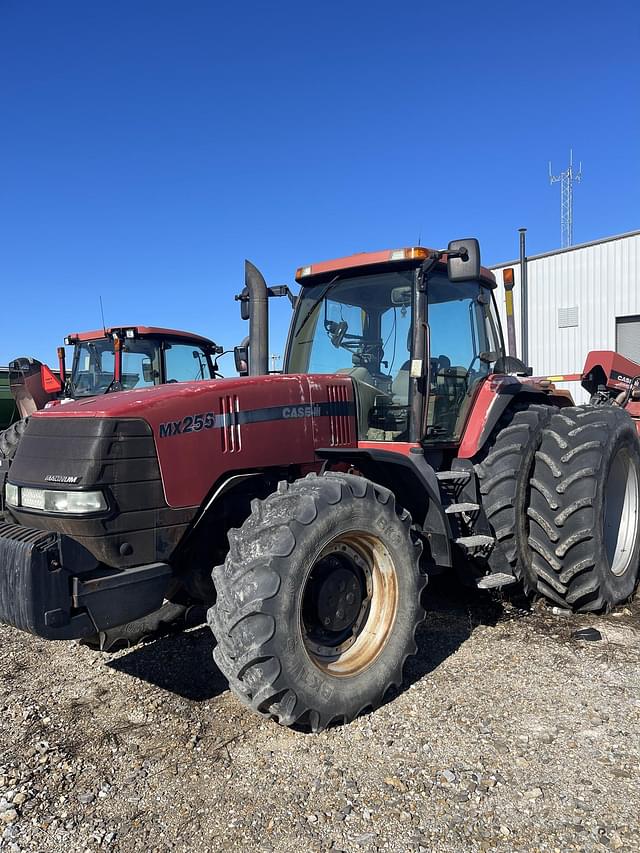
[1, 239, 639, 731]
[0, 324, 224, 462]
[0, 325, 225, 643]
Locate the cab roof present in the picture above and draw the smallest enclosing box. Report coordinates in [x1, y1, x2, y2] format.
[295, 246, 496, 287]
[66, 326, 217, 347]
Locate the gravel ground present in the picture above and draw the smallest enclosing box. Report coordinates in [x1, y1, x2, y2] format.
[1, 578, 639, 853]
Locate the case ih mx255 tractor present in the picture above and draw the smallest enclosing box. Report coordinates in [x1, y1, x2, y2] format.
[1, 240, 640, 731]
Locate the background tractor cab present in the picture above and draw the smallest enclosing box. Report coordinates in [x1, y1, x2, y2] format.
[1, 326, 225, 505]
[9, 326, 224, 420]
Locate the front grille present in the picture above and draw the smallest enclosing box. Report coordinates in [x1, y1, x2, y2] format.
[7, 417, 196, 568]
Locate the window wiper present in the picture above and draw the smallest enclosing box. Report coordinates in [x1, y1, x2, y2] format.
[294, 275, 340, 339]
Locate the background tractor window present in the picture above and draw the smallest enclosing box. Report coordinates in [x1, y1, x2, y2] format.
[121, 349, 157, 390]
[71, 338, 162, 395]
[71, 341, 117, 396]
[164, 343, 210, 382]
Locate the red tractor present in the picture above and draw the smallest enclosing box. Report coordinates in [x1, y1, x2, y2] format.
[0, 325, 224, 462]
[1, 240, 639, 731]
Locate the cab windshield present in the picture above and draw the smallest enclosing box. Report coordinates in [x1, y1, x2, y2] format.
[70, 337, 213, 397]
[287, 269, 501, 442]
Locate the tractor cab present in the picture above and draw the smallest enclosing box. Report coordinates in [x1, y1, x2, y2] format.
[285, 245, 504, 444]
[8, 326, 224, 420]
[64, 326, 223, 397]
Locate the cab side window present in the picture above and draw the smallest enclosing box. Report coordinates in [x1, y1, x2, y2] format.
[164, 344, 210, 382]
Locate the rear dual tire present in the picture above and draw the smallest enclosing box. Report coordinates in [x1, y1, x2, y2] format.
[208, 472, 425, 732]
[475, 404, 556, 593]
[528, 405, 640, 611]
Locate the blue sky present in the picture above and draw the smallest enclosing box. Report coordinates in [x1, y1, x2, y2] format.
[1, 0, 638, 370]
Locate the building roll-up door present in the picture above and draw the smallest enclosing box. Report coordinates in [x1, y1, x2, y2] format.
[616, 316, 640, 366]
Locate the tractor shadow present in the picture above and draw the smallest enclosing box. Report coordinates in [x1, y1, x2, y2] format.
[107, 625, 227, 702]
[401, 573, 507, 689]
[107, 574, 508, 704]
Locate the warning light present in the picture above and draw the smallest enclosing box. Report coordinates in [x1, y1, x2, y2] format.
[389, 247, 429, 262]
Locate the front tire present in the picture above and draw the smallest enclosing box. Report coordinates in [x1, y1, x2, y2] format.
[0, 418, 28, 461]
[208, 472, 425, 731]
[527, 406, 640, 611]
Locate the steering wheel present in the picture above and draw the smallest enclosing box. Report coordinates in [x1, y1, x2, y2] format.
[465, 355, 479, 378]
[325, 320, 348, 348]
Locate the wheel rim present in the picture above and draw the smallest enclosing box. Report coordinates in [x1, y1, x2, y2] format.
[604, 446, 640, 577]
[301, 532, 399, 677]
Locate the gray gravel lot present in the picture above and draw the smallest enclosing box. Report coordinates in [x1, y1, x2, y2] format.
[1, 579, 639, 853]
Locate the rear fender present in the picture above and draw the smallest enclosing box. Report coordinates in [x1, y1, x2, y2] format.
[458, 377, 573, 459]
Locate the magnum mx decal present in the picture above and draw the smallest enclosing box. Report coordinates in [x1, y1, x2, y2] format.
[158, 401, 353, 438]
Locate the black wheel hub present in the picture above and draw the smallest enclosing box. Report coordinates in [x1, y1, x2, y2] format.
[314, 559, 363, 632]
[302, 547, 371, 655]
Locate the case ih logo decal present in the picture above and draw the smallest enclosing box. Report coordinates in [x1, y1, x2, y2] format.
[158, 401, 352, 438]
[282, 405, 321, 419]
[608, 370, 640, 389]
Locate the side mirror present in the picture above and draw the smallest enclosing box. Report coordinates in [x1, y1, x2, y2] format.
[142, 359, 154, 383]
[238, 287, 250, 321]
[234, 344, 249, 376]
[447, 238, 481, 282]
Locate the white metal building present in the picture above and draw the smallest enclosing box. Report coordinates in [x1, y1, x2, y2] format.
[491, 230, 640, 403]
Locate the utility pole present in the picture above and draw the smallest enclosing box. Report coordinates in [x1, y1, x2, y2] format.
[549, 150, 582, 248]
[270, 353, 281, 372]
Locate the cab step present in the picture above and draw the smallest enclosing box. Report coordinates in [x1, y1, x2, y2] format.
[445, 502, 480, 515]
[436, 470, 471, 483]
[455, 534, 495, 554]
[476, 572, 518, 590]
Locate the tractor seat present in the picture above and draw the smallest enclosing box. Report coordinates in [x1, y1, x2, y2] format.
[391, 361, 410, 404]
[337, 366, 391, 439]
[391, 355, 452, 405]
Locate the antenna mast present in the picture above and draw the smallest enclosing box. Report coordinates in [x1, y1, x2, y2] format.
[549, 150, 582, 248]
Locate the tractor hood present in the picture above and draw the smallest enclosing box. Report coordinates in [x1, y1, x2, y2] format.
[21, 375, 357, 509]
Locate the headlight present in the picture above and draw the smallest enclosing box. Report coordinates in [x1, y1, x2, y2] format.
[7, 485, 107, 514]
[5, 483, 19, 506]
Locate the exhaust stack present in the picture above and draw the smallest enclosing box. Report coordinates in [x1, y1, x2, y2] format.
[245, 260, 269, 376]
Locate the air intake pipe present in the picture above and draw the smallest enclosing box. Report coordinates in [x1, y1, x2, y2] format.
[245, 259, 269, 376]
